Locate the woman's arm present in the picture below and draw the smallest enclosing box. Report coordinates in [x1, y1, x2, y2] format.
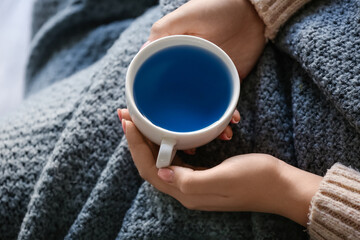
[120, 109, 360, 239]
[119, 110, 322, 227]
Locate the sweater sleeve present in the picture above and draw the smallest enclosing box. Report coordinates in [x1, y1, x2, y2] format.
[308, 163, 360, 239]
[249, 0, 312, 40]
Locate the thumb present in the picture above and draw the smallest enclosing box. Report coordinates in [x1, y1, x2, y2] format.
[123, 120, 156, 173]
[157, 165, 217, 195]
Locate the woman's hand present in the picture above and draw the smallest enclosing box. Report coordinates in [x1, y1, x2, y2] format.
[143, 0, 266, 151]
[120, 110, 322, 227]
[147, 0, 266, 80]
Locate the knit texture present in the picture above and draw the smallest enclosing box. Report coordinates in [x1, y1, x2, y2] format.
[26, 0, 158, 96]
[0, 0, 359, 239]
[308, 163, 360, 239]
[250, 0, 312, 39]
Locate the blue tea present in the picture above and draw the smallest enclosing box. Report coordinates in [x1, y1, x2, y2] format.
[133, 45, 232, 132]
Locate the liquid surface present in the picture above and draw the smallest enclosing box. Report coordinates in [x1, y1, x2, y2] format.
[134, 45, 232, 132]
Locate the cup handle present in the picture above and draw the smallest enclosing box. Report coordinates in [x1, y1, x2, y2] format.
[156, 138, 177, 168]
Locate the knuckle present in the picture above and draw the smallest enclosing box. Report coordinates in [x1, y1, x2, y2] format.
[151, 20, 166, 34]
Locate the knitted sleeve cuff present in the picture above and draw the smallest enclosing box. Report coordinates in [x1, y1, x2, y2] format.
[249, 0, 312, 40]
[307, 163, 360, 240]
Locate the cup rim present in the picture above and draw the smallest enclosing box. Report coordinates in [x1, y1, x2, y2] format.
[125, 35, 240, 137]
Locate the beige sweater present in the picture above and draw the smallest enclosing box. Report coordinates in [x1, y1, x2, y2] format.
[250, 0, 360, 239]
[250, 0, 312, 39]
[308, 164, 360, 239]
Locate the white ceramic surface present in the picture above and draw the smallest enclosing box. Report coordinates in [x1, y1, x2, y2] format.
[126, 35, 240, 167]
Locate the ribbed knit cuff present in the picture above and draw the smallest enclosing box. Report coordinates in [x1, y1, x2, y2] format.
[249, 0, 312, 40]
[308, 163, 360, 240]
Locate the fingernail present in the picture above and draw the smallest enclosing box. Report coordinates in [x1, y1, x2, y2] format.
[221, 132, 232, 140]
[231, 117, 239, 124]
[158, 168, 174, 183]
[117, 109, 122, 121]
[140, 40, 150, 50]
[121, 119, 126, 134]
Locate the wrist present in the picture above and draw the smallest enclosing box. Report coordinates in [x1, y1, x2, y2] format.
[276, 160, 323, 226]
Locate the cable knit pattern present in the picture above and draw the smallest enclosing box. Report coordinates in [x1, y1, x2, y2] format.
[308, 163, 360, 239]
[0, 0, 359, 239]
[250, 0, 312, 39]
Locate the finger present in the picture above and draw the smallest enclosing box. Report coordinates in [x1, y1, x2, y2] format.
[231, 109, 241, 124]
[121, 115, 158, 158]
[148, 1, 200, 41]
[117, 108, 131, 121]
[123, 120, 159, 177]
[157, 165, 227, 195]
[217, 126, 232, 140]
[117, 109, 122, 122]
[124, 120, 174, 193]
[140, 40, 150, 50]
[183, 148, 196, 155]
[124, 121, 183, 197]
[172, 157, 207, 170]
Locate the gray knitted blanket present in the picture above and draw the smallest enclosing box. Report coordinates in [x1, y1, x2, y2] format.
[0, 0, 359, 239]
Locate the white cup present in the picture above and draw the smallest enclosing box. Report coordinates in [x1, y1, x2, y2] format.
[126, 35, 240, 168]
